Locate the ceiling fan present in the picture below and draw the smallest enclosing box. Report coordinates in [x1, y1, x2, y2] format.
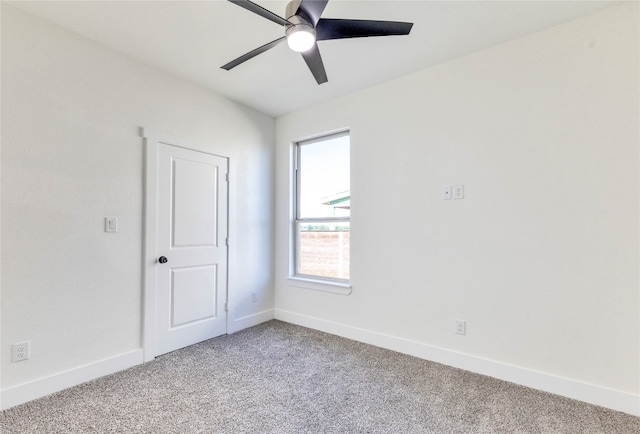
[221, 0, 414, 84]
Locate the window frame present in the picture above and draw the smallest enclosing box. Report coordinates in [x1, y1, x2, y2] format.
[289, 130, 352, 294]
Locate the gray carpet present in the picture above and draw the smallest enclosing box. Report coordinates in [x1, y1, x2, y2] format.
[1, 320, 638, 433]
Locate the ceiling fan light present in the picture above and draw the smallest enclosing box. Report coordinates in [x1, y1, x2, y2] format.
[286, 25, 316, 52]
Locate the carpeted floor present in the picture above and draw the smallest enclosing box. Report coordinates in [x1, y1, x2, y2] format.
[1, 320, 638, 433]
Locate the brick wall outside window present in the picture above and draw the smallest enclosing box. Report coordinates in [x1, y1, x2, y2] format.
[299, 230, 350, 279]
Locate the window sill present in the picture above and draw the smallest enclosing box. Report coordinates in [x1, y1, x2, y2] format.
[288, 277, 352, 295]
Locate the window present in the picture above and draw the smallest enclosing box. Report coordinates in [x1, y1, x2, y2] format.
[292, 131, 350, 288]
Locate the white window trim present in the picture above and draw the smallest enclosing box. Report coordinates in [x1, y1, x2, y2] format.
[288, 276, 352, 295]
[290, 130, 351, 294]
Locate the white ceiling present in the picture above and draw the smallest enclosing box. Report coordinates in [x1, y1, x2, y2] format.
[8, 0, 620, 117]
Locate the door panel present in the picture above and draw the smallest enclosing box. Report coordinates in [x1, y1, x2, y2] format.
[172, 158, 218, 247]
[156, 143, 228, 356]
[171, 265, 218, 327]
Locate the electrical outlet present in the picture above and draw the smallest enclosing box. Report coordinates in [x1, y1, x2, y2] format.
[455, 320, 466, 336]
[251, 291, 258, 302]
[454, 184, 464, 199]
[12, 341, 30, 362]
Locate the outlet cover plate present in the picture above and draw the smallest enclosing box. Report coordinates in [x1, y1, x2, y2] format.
[12, 341, 30, 362]
[454, 184, 464, 199]
[455, 320, 466, 335]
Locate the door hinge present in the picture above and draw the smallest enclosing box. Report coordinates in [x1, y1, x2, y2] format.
[225, 302, 229, 312]
[225, 238, 229, 247]
[225, 173, 229, 182]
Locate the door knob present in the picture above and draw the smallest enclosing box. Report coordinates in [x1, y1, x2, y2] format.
[158, 256, 168, 264]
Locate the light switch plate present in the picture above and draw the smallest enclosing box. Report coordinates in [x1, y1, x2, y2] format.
[105, 217, 118, 233]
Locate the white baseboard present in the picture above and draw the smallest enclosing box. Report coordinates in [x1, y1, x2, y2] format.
[1, 349, 144, 410]
[274, 309, 639, 417]
[229, 309, 274, 334]
[0, 310, 274, 410]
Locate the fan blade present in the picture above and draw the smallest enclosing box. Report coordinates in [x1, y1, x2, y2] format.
[228, 0, 290, 27]
[296, 0, 329, 26]
[316, 19, 413, 41]
[221, 37, 285, 70]
[301, 44, 328, 84]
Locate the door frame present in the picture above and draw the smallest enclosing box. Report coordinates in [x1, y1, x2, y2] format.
[141, 128, 229, 362]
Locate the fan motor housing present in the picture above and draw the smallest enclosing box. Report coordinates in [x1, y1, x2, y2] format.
[285, 15, 315, 36]
[284, 1, 315, 47]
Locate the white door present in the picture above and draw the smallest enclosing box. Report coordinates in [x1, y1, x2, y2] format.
[155, 143, 228, 356]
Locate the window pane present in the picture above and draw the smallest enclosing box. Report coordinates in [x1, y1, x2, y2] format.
[297, 221, 350, 280]
[299, 135, 350, 219]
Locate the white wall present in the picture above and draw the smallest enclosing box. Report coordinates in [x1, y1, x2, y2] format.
[275, 3, 639, 415]
[1, 5, 274, 407]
